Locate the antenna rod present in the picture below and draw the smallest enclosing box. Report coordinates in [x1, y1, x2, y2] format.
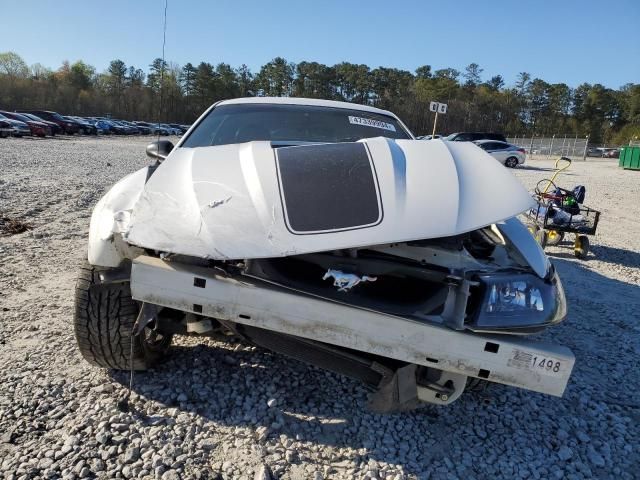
[157, 0, 168, 143]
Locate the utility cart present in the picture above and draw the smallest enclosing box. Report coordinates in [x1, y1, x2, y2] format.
[526, 157, 600, 258]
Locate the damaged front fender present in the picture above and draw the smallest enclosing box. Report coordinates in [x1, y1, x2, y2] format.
[495, 217, 550, 278]
[88, 167, 149, 267]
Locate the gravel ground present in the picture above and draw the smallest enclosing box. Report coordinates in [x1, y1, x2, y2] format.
[0, 136, 638, 480]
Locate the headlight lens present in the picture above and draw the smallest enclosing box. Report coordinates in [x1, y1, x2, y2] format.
[470, 270, 567, 332]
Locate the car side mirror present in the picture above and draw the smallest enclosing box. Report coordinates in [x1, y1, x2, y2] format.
[146, 140, 174, 162]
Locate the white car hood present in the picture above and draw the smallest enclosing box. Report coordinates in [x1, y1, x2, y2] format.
[126, 138, 534, 260]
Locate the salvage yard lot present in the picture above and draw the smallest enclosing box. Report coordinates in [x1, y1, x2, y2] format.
[0, 136, 638, 480]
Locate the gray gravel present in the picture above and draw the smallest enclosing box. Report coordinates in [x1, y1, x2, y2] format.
[1, 136, 639, 479]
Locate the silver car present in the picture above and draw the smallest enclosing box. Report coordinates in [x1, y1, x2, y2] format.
[474, 140, 527, 168]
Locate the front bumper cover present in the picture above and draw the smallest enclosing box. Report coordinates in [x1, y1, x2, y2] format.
[130, 255, 575, 398]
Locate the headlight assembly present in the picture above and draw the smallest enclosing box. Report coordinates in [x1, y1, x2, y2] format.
[469, 269, 567, 333]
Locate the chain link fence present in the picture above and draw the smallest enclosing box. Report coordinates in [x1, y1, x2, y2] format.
[507, 135, 590, 159]
[507, 134, 631, 159]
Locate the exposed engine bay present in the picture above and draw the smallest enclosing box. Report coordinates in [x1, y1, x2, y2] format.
[130, 224, 568, 412]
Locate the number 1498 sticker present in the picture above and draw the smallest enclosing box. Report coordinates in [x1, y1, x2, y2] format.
[508, 348, 565, 377]
[531, 356, 562, 374]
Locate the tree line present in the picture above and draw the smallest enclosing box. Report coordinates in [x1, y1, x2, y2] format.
[1, 51, 638, 144]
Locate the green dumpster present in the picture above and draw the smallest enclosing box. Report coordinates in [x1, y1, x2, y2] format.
[619, 146, 640, 170]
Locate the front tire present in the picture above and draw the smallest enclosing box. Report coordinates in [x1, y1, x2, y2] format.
[505, 156, 519, 168]
[74, 262, 171, 370]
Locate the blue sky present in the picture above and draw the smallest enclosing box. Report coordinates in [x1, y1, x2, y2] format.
[3, 0, 638, 88]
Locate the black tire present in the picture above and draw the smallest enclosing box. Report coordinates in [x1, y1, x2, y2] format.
[505, 156, 519, 168]
[74, 262, 172, 370]
[574, 235, 590, 259]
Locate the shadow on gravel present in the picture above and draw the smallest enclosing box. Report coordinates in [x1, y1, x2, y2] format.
[517, 165, 556, 172]
[547, 241, 640, 269]
[108, 339, 500, 475]
[105, 256, 639, 477]
[589, 244, 640, 268]
[548, 257, 640, 405]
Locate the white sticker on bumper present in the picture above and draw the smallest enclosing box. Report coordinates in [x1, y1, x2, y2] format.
[508, 348, 566, 377]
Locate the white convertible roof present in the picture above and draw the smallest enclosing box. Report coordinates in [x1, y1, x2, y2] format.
[217, 96, 396, 117]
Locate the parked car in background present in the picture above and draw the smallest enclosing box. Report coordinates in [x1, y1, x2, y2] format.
[0, 119, 13, 138]
[0, 113, 31, 137]
[99, 119, 128, 135]
[61, 116, 86, 134]
[21, 110, 80, 134]
[160, 123, 180, 135]
[86, 118, 113, 135]
[417, 134, 443, 140]
[66, 116, 98, 135]
[119, 120, 143, 134]
[131, 121, 151, 135]
[0, 111, 50, 137]
[169, 123, 188, 134]
[473, 140, 526, 168]
[110, 120, 138, 135]
[586, 147, 620, 158]
[91, 119, 113, 135]
[20, 112, 62, 135]
[586, 147, 602, 157]
[149, 123, 171, 136]
[445, 132, 507, 142]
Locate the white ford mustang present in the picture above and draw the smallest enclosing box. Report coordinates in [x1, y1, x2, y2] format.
[75, 97, 572, 412]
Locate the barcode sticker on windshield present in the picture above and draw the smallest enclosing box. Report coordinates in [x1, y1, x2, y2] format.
[348, 116, 396, 132]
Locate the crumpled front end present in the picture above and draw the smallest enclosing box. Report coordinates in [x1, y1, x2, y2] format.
[87, 167, 149, 267]
[84, 136, 572, 407]
[88, 137, 565, 332]
[125, 138, 536, 260]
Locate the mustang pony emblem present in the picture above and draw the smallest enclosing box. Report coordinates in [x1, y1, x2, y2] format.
[322, 269, 377, 292]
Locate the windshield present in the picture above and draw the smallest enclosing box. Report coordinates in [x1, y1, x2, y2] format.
[182, 103, 412, 148]
[9, 113, 31, 122]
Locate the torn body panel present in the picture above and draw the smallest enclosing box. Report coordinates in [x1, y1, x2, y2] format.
[125, 138, 535, 261]
[130, 255, 575, 398]
[88, 167, 149, 267]
[495, 217, 550, 278]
